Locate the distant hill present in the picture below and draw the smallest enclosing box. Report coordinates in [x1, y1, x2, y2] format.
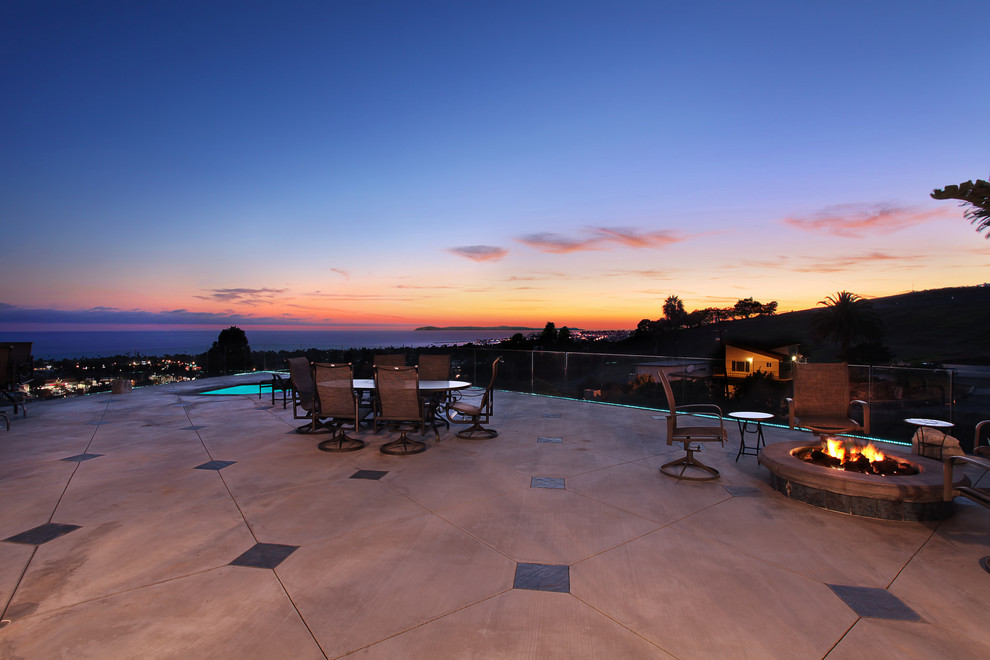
[650, 285, 990, 365]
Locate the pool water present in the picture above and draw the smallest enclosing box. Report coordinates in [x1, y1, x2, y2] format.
[200, 384, 267, 396]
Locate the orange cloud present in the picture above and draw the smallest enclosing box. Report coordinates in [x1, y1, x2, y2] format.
[447, 245, 508, 261]
[783, 204, 944, 237]
[195, 288, 286, 306]
[518, 227, 685, 253]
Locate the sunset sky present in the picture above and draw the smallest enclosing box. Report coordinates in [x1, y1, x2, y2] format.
[2, 1, 988, 332]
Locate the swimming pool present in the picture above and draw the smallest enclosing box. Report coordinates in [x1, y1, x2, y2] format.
[199, 384, 264, 396]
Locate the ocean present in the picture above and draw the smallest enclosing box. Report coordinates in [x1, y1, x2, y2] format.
[1, 329, 525, 360]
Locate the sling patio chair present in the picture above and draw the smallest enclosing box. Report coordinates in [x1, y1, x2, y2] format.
[418, 353, 452, 428]
[787, 362, 870, 438]
[657, 370, 727, 481]
[448, 357, 501, 439]
[374, 365, 436, 455]
[0, 345, 28, 418]
[311, 362, 369, 452]
[287, 357, 319, 433]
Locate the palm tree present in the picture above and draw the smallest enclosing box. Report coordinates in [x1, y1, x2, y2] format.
[931, 179, 990, 238]
[812, 292, 883, 360]
[662, 295, 686, 327]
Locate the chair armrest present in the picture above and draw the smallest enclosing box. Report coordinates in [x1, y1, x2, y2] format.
[975, 420, 990, 451]
[676, 403, 723, 418]
[943, 454, 990, 501]
[786, 397, 796, 429]
[850, 399, 870, 434]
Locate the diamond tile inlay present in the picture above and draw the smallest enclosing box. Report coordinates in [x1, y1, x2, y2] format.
[5, 523, 81, 545]
[61, 453, 103, 463]
[531, 477, 565, 489]
[514, 563, 570, 593]
[351, 470, 388, 480]
[827, 584, 921, 621]
[230, 543, 299, 569]
[194, 460, 235, 471]
[537, 436, 562, 443]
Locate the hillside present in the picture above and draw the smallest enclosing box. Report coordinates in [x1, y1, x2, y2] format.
[648, 285, 990, 365]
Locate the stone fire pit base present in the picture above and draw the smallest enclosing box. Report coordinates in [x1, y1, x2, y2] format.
[759, 441, 968, 521]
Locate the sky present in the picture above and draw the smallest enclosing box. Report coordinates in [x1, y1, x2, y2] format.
[2, 0, 988, 332]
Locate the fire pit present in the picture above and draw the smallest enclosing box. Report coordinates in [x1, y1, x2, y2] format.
[759, 440, 969, 521]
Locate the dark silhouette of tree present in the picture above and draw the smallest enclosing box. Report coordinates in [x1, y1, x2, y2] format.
[538, 321, 558, 347]
[931, 179, 990, 238]
[557, 326, 573, 345]
[734, 298, 779, 318]
[207, 326, 251, 374]
[812, 292, 883, 360]
[662, 295, 686, 327]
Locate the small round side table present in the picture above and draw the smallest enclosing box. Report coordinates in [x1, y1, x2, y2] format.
[729, 411, 773, 461]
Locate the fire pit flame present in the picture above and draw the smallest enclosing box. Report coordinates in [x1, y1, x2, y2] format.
[798, 438, 918, 476]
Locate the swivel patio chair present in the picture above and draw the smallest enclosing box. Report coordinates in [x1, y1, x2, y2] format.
[311, 362, 369, 452]
[287, 357, 318, 433]
[418, 353, 452, 428]
[448, 357, 501, 439]
[374, 365, 436, 455]
[787, 362, 870, 438]
[657, 370, 727, 481]
[373, 354, 406, 368]
[0, 345, 28, 418]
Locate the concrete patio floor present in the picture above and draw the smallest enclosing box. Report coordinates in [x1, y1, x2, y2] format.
[2, 373, 989, 659]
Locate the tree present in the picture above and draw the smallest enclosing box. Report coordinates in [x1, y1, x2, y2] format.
[207, 326, 251, 374]
[733, 297, 763, 319]
[812, 292, 883, 360]
[557, 326, 573, 345]
[931, 179, 990, 238]
[538, 321, 558, 347]
[662, 295, 687, 326]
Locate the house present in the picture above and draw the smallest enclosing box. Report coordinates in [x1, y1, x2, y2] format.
[724, 343, 797, 381]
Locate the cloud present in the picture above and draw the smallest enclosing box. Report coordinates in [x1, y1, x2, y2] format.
[195, 288, 287, 306]
[517, 227, 686, 253]
[447, 245, 508, 261]
[330, 268, 350, 278]
[783, 204, 944, 237]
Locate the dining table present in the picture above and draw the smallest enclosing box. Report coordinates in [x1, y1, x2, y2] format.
[352, 379, 473, 429]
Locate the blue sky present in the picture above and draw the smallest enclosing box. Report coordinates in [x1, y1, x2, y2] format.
[2, 0, 988, 331]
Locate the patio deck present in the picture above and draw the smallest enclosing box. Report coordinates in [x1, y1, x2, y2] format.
[2, 374, 988, 659]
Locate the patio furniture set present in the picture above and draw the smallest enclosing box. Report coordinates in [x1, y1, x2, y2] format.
[657, 362, 990, 514]
[279, 354, 502, 456]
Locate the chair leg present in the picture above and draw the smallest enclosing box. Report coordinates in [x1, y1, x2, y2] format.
[660, 446, 720, 481]
[455, 415, 498, 440]
[317, 422, 365, 453]
[380, 427, 427, 455]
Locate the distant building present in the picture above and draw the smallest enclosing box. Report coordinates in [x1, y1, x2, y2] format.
[724, 343, 798, 381]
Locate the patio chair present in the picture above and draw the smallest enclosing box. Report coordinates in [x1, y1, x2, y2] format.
[0, 345, 28, 418]
[448, 357, 501, 439]
[9, 342, 33, 386]
[373, 354, 406, 368]
[287, 357, 318, 432]
[374, 365, 435, 455]
[418, 354, 450, 380]
[657, 370, 726, 481]
[311, 362, 369, 452]
[419, 353, 452, 428]
[268, 373, 292, 408]
[787, 362, 870, 437]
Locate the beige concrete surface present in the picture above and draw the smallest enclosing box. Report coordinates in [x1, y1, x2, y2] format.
[1, 374, 989, 659]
